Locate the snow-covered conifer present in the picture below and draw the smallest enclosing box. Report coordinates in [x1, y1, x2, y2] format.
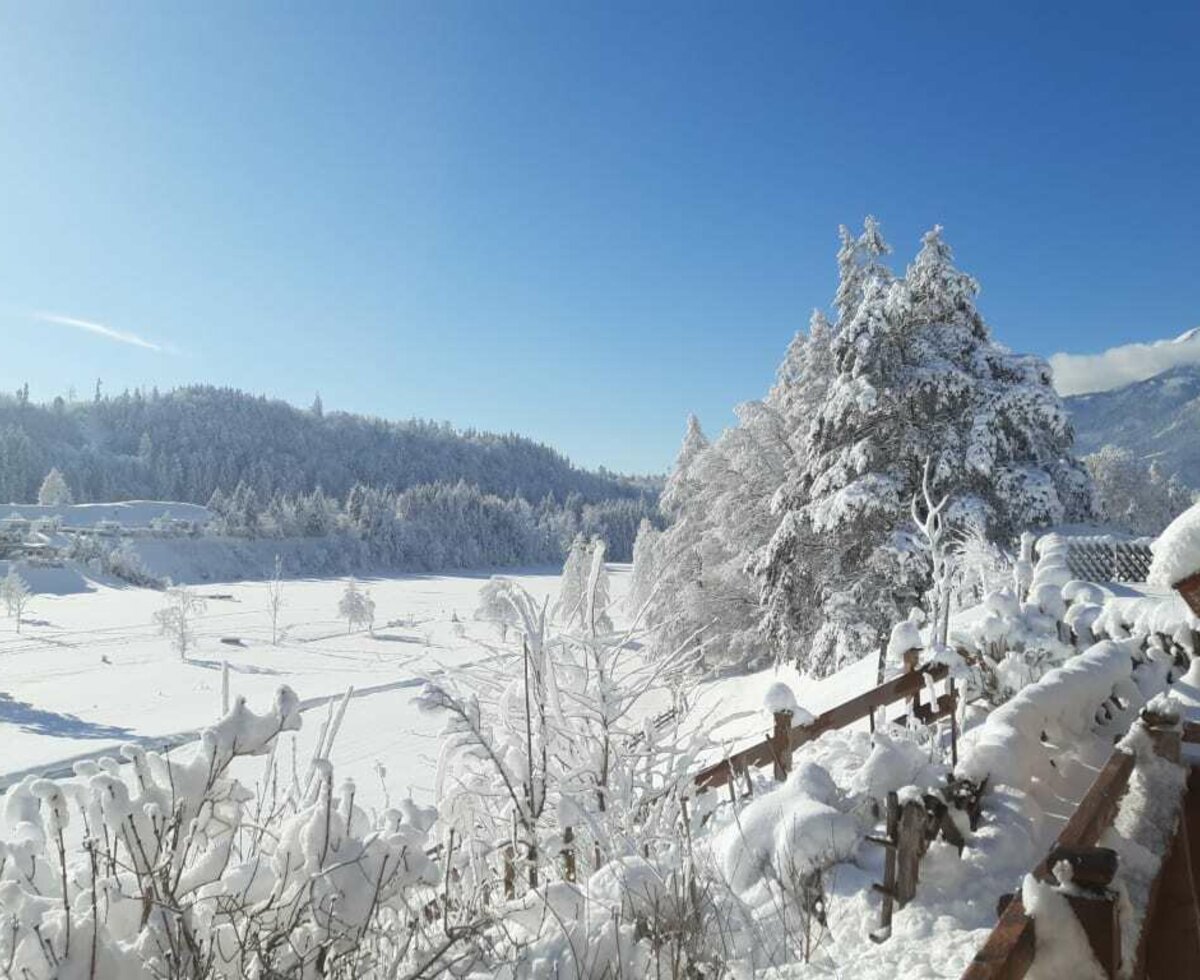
[36, 466, 73, 506]
[338, 577, 375, 632]
[762, 222, 1092, 675]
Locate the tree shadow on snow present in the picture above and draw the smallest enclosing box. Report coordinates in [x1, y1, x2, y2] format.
[0, 693, 134, 740]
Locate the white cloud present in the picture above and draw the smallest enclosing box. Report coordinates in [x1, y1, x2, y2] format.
[1049, 327, 1200, 396]
[32, 311, 164, 352]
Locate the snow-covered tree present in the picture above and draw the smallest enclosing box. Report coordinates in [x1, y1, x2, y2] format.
[1085, 444, 1195, 535]
[631, 311, 837, 669]
[338, 577, 375, 633]
[2, 568, 31, 632]
[154, 584, 206, 658]
[761, 221, 1092, 675]
[659, 414, 709, 517]
[36, 467, 72, 506]
[834, 215, 893, 326]
[423, 575, 702, 945]
[556, 535, 612, 632]
[627, 518, 661, 613]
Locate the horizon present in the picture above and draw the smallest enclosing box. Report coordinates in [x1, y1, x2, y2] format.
[2, 2, 1198, 473]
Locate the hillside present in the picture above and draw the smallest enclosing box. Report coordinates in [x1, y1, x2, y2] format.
[0, 385, 658, 507]
[1064, 362, 1200, 485]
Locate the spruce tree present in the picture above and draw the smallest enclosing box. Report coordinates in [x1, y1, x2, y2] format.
[762, 224, 1093, 675]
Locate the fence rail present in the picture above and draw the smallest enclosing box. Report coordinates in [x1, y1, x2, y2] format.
[961, 714, 1200, 979]
[693, 662, 953, 792]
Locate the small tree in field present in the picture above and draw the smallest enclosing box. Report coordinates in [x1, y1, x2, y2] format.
[338, 577, 375, 633]
[2, 568, 32, 632]
[37, 467, 73, 506]
[155, 584, 206, 659]
[267, 553, 285, 644]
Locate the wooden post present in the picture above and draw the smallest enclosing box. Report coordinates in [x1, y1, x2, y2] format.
[895, 798, 927, 906]
[903, 647, 921, 722]
[1046, 846, 1121, 978]
[1172, 569, 1200, 616]
[948, 678, 959, 768]
[870, 791, 900, 943]
[772, 709, 793, 781]
[1143, 818, 1200, 978]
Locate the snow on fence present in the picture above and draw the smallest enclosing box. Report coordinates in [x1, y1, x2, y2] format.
[691, 662, 954, 794]
[961, 708, 1200, 979]
[686, 659, 959, 941]
[1052, 536, 1155, 584]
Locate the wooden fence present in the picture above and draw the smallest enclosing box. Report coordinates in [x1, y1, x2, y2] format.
[692, 661, 955, 793]
[960, 713, 1200, 979]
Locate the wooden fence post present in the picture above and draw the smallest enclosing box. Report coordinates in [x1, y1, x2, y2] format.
[895, 797, 927, 906]
[772, 708, 793, 781]
[870, 791, 900, 943]
[1047, 846, 1121, 978]
[948, 678, 959, 768]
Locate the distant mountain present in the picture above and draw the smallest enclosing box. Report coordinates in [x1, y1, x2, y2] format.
[1065, 362, 1200, 486]
[0, 385, 660, 508]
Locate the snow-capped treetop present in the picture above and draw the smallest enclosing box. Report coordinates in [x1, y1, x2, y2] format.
[835, 216, 893, 327]
[1149, 499, 1200, 588]
[659, 414, 709, 516]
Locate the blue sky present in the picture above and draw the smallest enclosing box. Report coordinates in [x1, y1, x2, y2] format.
[1, 2, 1197, 474]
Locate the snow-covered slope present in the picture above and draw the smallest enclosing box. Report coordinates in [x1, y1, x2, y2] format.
[1065, 362, 1200, 485]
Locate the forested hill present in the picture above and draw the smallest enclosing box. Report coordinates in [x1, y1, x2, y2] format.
[0, 385, 657, 507]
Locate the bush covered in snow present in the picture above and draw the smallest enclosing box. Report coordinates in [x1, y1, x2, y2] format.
[0, 689, 458, 980]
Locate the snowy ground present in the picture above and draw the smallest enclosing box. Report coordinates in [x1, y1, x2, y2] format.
[0, 562, 900, 817]
[0, 565, 595, 808]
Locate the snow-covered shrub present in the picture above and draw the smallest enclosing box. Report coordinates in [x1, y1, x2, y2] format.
[0, 688, 452, 980]
[955, 535, 1083, 704]
[421, 574, 714, 976]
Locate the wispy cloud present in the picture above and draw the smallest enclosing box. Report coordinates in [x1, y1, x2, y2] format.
[32, 311, 165, 352]
[1049, 327, 1200, 396]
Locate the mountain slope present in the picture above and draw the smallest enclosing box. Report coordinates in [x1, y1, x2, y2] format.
[1065, 363, 1200, 485]
[0, 385, 658, 507]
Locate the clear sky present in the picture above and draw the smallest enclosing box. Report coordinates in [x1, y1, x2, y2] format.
[1, 2, 1197, 474]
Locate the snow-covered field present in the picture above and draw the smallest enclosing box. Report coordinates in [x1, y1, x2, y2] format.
[0, 565, 600, 807]
[0, 560, 892, 815]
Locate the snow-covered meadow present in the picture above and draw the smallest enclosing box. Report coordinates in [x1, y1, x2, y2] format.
[0, 564, 600, 805]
